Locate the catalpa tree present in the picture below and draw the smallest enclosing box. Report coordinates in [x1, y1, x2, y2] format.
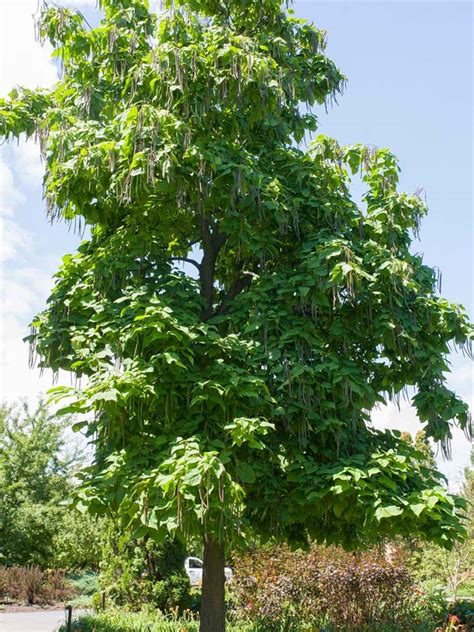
[1, 0, 472, 629]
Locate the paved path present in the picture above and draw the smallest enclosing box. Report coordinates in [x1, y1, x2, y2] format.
[0, 609, 84, 632]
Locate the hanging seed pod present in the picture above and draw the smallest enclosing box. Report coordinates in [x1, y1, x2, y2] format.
[109, 149, 116, 172]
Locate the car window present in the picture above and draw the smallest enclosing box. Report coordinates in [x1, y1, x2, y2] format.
[189, 558, 202, 569]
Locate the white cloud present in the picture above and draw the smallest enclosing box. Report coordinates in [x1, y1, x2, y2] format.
[0, 217, 31, 263]
[0, 0, 97, 98]
[0, 0, 57, 401]
[11, 140, 44, 187]
[0, 0, 57, 97]
[1, 314, 46, 402]
[0, 147, 32, 262]
[0, 0, 100, 100]
[2, 267, 52, 317]
[0, 139, 80, 406]
[372, 399, 419, 435]
[0, 137, 57, 404]
[63, 0, 97, 5]
[0, 158, 26, 217]
[0, 252, 71, 403]
[447, 358, 474, 396]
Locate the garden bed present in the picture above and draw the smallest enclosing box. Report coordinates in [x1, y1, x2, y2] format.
[58, 610, 470, 632]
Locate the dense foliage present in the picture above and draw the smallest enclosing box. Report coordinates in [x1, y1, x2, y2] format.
[1, 0, 472, 626]
[415, 539, 474, 601]
[0, 401, 100, 569]
[0, 0, 470, 549]
[99, 524, 192, 612]
[231, 544, 443, 630]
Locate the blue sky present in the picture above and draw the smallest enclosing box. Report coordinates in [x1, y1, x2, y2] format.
[299, 1, 473, 314]
[0, 0, 472, 486]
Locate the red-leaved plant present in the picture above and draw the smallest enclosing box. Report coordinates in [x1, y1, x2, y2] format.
[231, 544, 422, 630]
[0, 566, 74, 605]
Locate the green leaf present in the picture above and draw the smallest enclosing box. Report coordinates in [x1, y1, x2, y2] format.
[375, 505, 404, 521]
[410, 503, 425, 517]
[236, 462, 256, 484]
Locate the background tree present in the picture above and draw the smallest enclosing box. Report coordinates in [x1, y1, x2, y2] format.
[400, 430, 437, 476]
[464, 447, 474, 536]
[0, 400, 72, 566]
[414, 450, 474, 600]
[0, 0, 472, 629]
[418, 540, 474, 601]
[0, 400, 100, 569]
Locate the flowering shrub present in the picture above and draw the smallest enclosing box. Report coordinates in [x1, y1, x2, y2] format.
[434, 614, 469, 632]
[231, 544, 438, 631]
[446, 600, 474, 628]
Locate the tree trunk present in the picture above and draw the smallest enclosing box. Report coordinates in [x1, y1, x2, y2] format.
[200, 535, 226, 632]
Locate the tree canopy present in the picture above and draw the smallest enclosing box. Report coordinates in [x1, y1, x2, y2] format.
[1, 0, 472, 603]
[0, 400, 99, 568]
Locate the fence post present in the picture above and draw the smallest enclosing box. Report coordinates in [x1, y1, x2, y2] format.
[101, 591, 106, 610]
[65, 604, 72, 632]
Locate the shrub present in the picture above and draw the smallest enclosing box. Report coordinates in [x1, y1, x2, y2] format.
[99, 522, 191, 613]
[0, 565, 75, 604]
[67, 571, 99, 608]
[50, 511, 103, 571]
[410, 585, 447, 626]
[231, 544, 439, 631]
[68, 571, 99, 597]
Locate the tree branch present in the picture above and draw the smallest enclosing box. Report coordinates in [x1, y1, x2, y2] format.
[199, 217, 228, 321]
[170, 257, 201, 272]
[215, 274, 252, 316]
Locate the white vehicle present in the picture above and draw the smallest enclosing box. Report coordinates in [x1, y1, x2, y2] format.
[184, 556, 233, 586]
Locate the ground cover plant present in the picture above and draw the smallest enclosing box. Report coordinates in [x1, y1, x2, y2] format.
[1, 0, 472, 629]
[58, 610, 463, 632]
[445, 600, 474, 629]
[67, 571, 99, 609]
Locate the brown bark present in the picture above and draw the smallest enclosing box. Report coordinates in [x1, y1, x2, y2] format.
[199, 216, 227, 321]
[215, 274, 252, 316]
[197, 218, 238, 631]
[200, 535, 226, 632]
